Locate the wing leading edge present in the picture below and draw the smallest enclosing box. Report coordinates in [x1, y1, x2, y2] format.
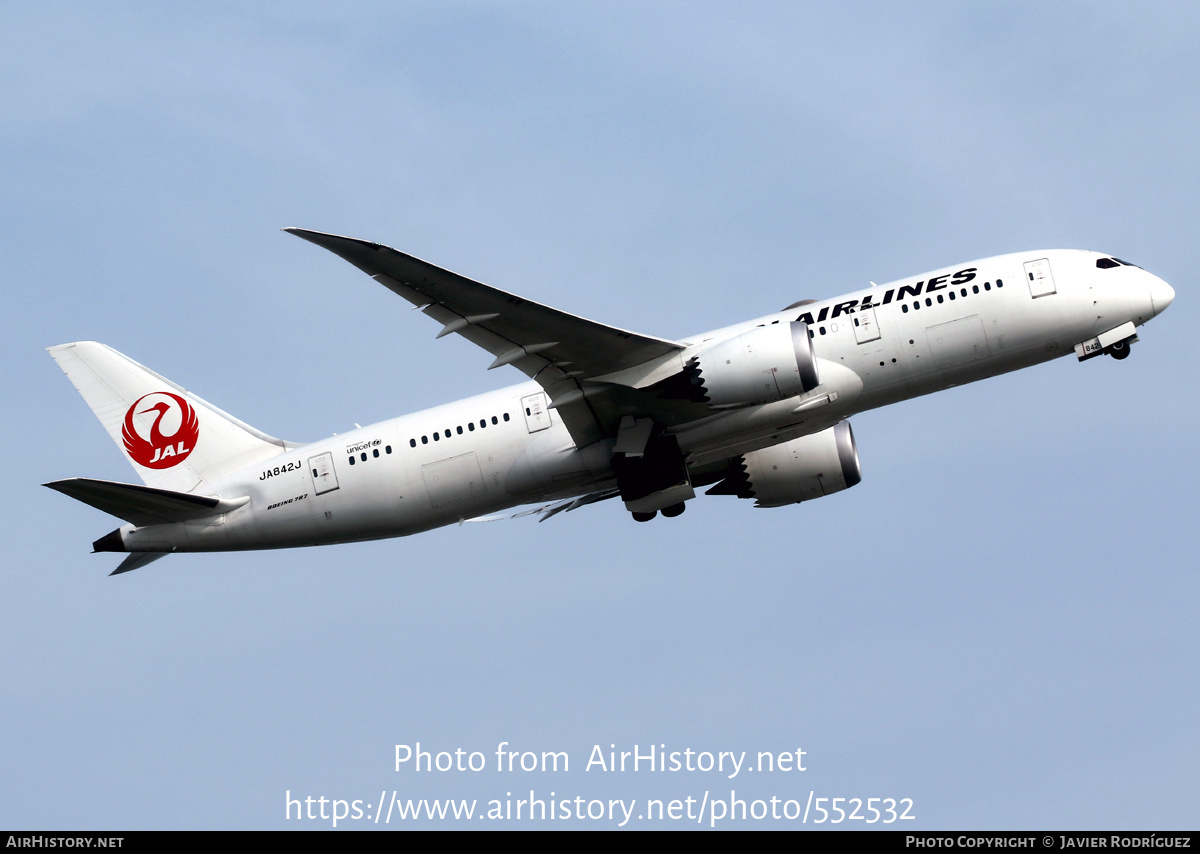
[286, 229, 686, 446]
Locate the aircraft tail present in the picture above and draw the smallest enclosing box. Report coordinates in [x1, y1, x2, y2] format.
[49, 341, 293, 492]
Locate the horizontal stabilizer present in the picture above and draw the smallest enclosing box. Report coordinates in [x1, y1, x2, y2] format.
[111, 552, 169, 576]
[44, 478, 246, 526]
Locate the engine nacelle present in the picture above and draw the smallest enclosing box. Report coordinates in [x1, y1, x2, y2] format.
[707, 421, 862, 507]
[690, 321, 820, 407]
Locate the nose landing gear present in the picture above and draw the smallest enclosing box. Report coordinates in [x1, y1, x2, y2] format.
[1075, 322, 1139, 362]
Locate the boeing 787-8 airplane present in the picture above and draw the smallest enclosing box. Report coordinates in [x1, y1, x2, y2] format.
[46, 230, 1174, 573]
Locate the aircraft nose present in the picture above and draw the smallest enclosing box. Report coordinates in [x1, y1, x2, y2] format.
[1148, 274, 1175, 318]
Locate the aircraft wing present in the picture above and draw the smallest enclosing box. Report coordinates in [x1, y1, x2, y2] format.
[287, 228, 687, 445]
[465, 488, 621, 524]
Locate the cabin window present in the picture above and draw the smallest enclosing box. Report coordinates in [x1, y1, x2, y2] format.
[386, 446, 392, 454]
[468, 422, 475, 431]
[360, 452, 367, 461]
[503, 413, 510, 422]
[373, 449, 379, 458]
[984, 282, 991, 291]
[996, 278, 1003, 288]
[421, 436, 428, 444]
[973, 285, 980, 294]
[902, 304, 909, 313]
[348, 456, 355, 465]
[491, 416, 498, 425]
[937, 294, 944, 303]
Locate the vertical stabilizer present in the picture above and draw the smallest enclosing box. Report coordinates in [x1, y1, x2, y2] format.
[49, 341, 292, 492]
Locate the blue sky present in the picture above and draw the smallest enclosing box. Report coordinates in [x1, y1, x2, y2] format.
[3, 2, 1196, 829]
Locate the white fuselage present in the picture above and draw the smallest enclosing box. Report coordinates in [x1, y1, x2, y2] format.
[119, 248, 1172, 553]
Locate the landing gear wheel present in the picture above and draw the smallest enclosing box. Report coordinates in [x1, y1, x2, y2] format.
[1109, 339, 1130, 360]
[661, 502, 686, 518]
[632, 511, 657, 522]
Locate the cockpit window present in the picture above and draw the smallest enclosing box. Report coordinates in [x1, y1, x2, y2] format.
[1113, 258, 1142, 269]
[1096, 258, 1120, 269]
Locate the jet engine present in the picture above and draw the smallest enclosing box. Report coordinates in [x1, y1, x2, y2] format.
[706, 421, 862, 507]
[653, 322, 820, 408]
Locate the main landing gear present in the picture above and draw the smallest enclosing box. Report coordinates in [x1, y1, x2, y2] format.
[631, 502, 687, 522]
[612, 417, 694, 523]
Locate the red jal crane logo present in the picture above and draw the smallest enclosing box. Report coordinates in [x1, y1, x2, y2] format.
[122, 392, 199, 468]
